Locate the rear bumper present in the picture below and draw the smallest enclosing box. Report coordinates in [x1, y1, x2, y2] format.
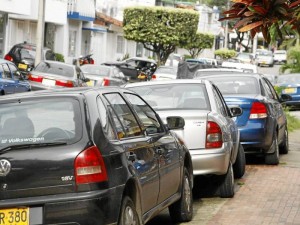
[239, 118, 273, 153]
[189, 142, 231, 176]
[0, 186, 124, 225]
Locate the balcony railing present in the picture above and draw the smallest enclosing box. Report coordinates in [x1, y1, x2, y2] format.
[67, 0, 95, 21]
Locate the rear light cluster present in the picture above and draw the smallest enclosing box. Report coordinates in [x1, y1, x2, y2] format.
[151, 74, 157, 80]
[28, 74, 74, 87]
[102, 78, 110, 86]
[206, 121, 223, 148]
[249, 102, 267, 119]
[4, 54, 13, 62]
[75, 146, 108, 185]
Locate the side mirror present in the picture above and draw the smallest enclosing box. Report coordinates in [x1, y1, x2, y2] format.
[166, 116, 185, 130]
[280, 94, 292, 102]
[229, 106, 243, 117]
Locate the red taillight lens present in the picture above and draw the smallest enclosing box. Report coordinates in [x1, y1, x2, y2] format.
[28, 74, 43, 82]
[151, 74, 156, 80]
[4, 54, 13, 62]
[206, 121, 223, 148]
[55, 80, 74, 87]
[102, 78, 110, 86]
[75, 146, 108, 185]
[249, 102, 267, 119]
[90, 58, 94, 64]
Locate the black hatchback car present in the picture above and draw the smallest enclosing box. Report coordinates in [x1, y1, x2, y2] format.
[0, 87, 193, 225]
[4, 42, 56, 74]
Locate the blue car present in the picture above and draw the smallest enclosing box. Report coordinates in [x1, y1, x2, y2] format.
[275, 74, 300, 108]
[195, 73, 289, 165]
[0, 59, 31, 95]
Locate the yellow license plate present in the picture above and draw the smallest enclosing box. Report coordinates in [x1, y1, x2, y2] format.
[284, 88, 296, 94]
[86, 80, 94, 86]
[18, 63, 28, 70]
[0, 208, 29, 225]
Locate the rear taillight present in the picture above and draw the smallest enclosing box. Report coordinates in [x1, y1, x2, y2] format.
[151, 74, 156, 80]
[102, 78, 110, 86]
[28, 74, 43, 82]
[75, 146, 108, 185]
[249, 102, 267, 119]
[90, 58, 95, 64]
[4, 54, 13, 62]
[206, 121, 223, 148]
[55, 80, 74, 87]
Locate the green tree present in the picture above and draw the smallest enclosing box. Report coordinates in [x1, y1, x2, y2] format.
[123, 6, 199, 65]
[203, 0, 228, 8]
[182, 32, 214, 58]
[280, 47, 300, 73]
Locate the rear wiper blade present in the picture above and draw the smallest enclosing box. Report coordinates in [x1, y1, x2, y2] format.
[0, 142, 67, 154]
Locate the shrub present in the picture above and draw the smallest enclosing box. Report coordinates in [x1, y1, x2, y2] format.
[55, 53, 65, 62]
[214, 48, 237, 59]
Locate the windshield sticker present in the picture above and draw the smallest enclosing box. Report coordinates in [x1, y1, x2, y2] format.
[1, 137, 45, 144]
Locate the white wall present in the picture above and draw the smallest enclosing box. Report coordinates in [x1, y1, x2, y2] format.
[0, 0, 31, 15]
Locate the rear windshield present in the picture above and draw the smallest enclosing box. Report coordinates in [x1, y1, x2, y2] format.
[129, 84, 210, 110]
[34, 62, 74, 77]
[207, 76, 260, 95]
[0, 98, 82, 148]
[81, 65, 110, 77]
[156, 67, 177, 75]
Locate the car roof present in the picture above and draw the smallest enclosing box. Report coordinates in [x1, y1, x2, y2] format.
[126, 57, 156, 63]
[0, 87, 136, 101]
[124, 79, 207, 88]
[194, 73, 261, 79]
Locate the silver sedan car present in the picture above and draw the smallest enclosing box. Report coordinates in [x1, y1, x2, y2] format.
[124, 80, 246, 198]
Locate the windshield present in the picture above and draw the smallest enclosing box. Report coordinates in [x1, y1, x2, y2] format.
[34, 62, 74, 77]
[129, 84, 210, 110]
[277, 75, 300, 84]
[207, 76, 260, 95]
[0, 98, 82, 148]
[81, 65, 111, 77]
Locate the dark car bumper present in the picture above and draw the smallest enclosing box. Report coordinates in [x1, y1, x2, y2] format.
[239, 118, 274, 153]
[0, 186, 124, 225]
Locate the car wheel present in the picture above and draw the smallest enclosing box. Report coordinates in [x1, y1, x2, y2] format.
[265, 133, 279, 165]
[169, 168, 193, 223]
[279, 128, 289, 154]
[0, 90, 4, 95]
[219, 163, 234, 198]
[118, 196, 140, 225]
[233, 144, 246, 179]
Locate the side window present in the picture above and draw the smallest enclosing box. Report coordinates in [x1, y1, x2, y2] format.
[0, 65, 4, 78]
[124, 93, 163, 134]
[126, 60, 137, 67]
[212, 86, 228, 117]
[264, 78, 279, 101]
[261, 78, 274, 99]
[8, 64, 19, 79]
[2, 64, 12, 79]
[96, 97, 117, 140]
[103, 93, 142, 139]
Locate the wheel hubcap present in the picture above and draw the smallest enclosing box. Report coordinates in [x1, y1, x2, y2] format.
[184, 176, 191, 212]
[124, 205, 137, 225]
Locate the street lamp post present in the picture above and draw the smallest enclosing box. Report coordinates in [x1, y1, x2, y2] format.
[35, 0, 45, 66]
[224, 0, 230, 49]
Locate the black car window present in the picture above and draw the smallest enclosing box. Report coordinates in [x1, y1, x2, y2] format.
[97, 97, 117, 140]
[124, 93, 163, 134]
[214, 85, 231, 117]
[0, 98, 82, 147]
[103, 93, 142, 139]
[45, 50, 56, 60]
[2, 63, 12, 79]
[212, 86, 227, 117]
[264, 78, 279, 101]
[126, 60, 138, 67]
[261, 78, 274, 99]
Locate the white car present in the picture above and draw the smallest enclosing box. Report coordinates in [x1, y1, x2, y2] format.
[273, 50, 287, 64]
[255, 50, 274, 67]
[151, 66, 177, 80]
[221, 61, 258, 73]
[124, 80, 246, 198]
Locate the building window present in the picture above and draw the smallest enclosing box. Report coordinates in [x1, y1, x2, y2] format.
[117, 36, 124, 54]
[69, 30, 77, 57]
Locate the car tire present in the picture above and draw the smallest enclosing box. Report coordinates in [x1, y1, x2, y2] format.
[265, 133, 279, 165]
[279, 128, 289, 154]
[219, 163, 235, 198]
[169, 168, 193, 223]
[0, 90, 4, 95]
[118, 196, 140, 225]
[233, 144, 246, 179]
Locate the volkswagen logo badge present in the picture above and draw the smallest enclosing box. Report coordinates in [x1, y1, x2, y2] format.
[0, 159, 11, 176]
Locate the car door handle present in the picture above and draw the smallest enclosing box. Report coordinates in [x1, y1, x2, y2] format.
[128, 152, 137, 162]
[156, 147, 165, 155]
